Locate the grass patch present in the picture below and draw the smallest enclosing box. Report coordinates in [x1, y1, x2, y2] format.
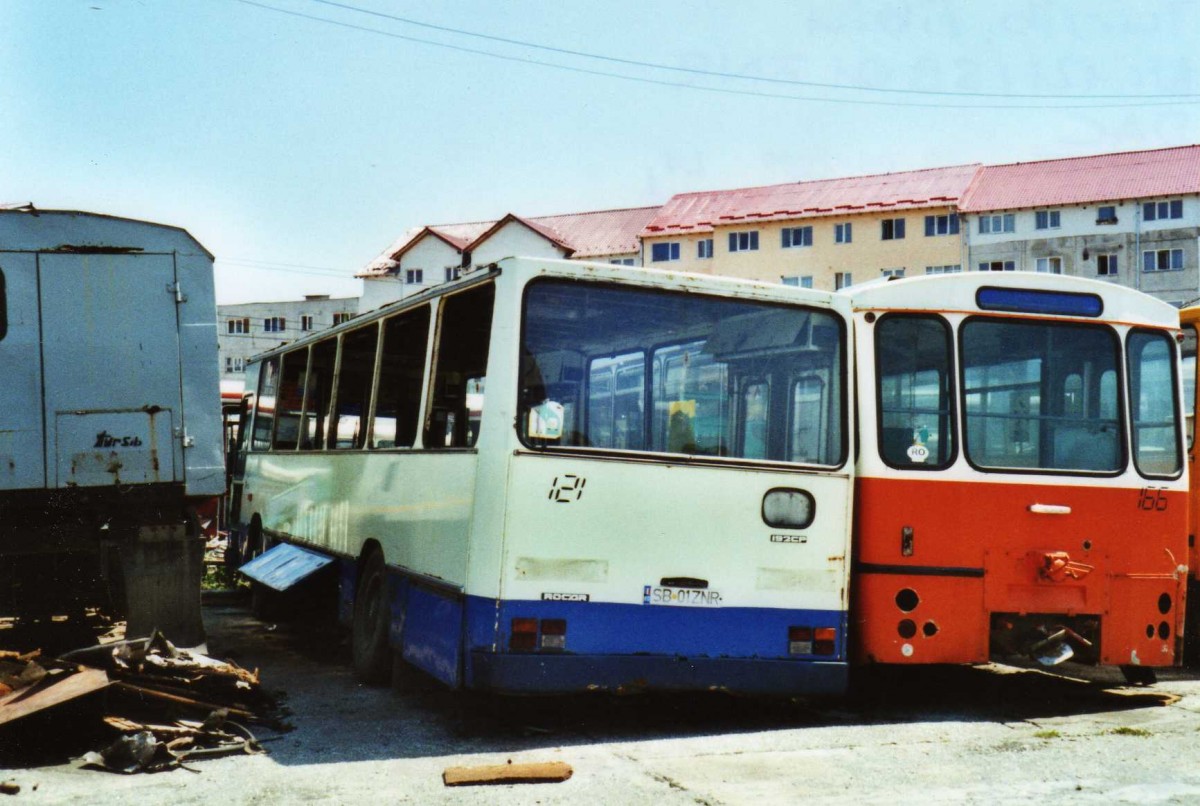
[1107, 726, 1152, 737]
[202, 562, 245, 591]
[1033, 730, 1061, 740]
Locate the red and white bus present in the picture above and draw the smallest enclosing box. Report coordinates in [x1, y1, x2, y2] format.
[846, 272, 1187, 682]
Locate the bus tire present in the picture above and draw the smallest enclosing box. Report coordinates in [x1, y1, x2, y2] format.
[1120, 664, 1157, 686]
[1184, 578, 1200, 667]
[352, 549, 392, 685]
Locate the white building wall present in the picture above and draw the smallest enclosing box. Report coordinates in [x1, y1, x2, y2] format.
[218, 296, 359, 383]
[470, 222, 570, 267]
[964, 195, 1200, 305]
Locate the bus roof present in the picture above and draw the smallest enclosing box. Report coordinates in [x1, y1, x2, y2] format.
[247, 256, 851, 364]
[840, 271, 1179, 327]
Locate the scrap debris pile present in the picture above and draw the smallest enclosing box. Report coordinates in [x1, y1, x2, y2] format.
[1, 632, 285, 773]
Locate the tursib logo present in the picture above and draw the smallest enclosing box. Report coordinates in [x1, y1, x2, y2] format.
[94, 431, 143, 448]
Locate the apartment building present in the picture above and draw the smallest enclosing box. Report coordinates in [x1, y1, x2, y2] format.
[357, 206, 659, 312]
[218, 294, 358, 384]
[640, 165, 980, 290]
[957, 145, 1200, 306]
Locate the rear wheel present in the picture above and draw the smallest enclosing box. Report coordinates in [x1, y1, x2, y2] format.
[352, 550, 392, 684]
[1120, 664, 1157, 686]
[1184, 579, 1200, 667]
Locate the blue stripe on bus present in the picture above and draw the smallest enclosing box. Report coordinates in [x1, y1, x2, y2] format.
[463, 595, 848, 694]
[344, 563, 848, 694]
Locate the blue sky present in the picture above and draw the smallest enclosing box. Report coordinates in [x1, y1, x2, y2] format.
[5, 0, 1200, 303]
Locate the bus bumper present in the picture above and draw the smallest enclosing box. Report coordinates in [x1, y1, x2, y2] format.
[467, 652, 848, 696]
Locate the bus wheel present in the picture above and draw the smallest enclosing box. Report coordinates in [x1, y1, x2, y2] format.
[1120, 665, 1157, 686]
[1184, 579, 1200, 667]
[352, 550, 392, 685]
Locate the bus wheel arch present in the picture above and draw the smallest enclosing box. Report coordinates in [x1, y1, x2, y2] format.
[352, 543, 392, 684]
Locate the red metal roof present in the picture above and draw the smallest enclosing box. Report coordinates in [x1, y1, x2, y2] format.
[360, 206, 659, 277]
[958, 145, 1200, 212]
[531, 206, 660, 258]
[642, 164, 980, 237]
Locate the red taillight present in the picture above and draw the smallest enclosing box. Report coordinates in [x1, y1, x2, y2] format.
[789, 626, 837, 656]
[540, 619, 567, 650]
[814, 627, 837, 656]
[788, 626, 813, 655]
[509, 618, 538, 651]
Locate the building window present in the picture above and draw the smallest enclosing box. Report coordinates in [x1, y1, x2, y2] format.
[834, 222, 853, 244]
[728, 231, 759, 252]
[1096, 206, 1118, 225]
[781, 227, 812, 248]
[924, 214, 959, 236]
[1143, 248, 1184, 272]
[979, 214, 1015, 234]
[979, 261, 1015, 272]
[1143, 200, 1184, 221]
[835, 272, 852, 289]
[608, 258, 635, 266]
[332, 312, 354, 326]
[1035, 210, 1061, 230]
[446, 266, 462, 281]
[651, 242, 681, 262]
[1097, 253, 1118, 276]
[881, 218, 906, 240]
[925, 264, 962, 275]
[405, 268, 424, 284]
[227, 317, 250, 334]
[300, 315, 314, 332]
[1035, 257, 1063, 274]
[782, 275, 814, 288]
[881, 268, 905, 278]
[697, 239, 714, 259]
[263, 317, 285, 333]
[225, 356, 245, 373]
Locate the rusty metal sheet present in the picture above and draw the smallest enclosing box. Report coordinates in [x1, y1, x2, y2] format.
[239, 543, 333, 592]
[0, 667, 110, 726]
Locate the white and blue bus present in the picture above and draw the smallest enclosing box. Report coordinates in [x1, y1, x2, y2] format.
[230, 257, 853, 695]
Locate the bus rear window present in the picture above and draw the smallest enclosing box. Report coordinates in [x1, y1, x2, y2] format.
[961, 319, 1121, 473]
[520, 280, 845, 466]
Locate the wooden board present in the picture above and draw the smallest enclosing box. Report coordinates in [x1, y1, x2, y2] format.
[443, 761, 573, 787]
[0, 668, 110, 726]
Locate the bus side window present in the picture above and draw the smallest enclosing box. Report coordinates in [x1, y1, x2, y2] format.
[274, 349, 308, 451]
[426, 284, 495, 449]
[301, 339, 336, 450]
[0, 266, 7, 342]
[876, 315, 954, 468]
[252, 357, 280, 450]
[331, 325, 379, 449]
[374, 305, 430, 449]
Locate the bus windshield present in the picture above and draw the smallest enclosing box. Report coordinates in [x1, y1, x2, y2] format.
[961, 318, 1122, 473]
[519, 280, 845, 465]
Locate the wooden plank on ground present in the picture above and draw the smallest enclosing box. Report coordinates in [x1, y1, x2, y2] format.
[443, 760, 573, 787]
[0, 668, 110, 726]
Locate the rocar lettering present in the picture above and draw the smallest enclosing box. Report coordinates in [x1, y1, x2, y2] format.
[541, 592, 590, 602]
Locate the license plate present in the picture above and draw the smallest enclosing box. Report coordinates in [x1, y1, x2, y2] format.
[643, 585, 723, 607]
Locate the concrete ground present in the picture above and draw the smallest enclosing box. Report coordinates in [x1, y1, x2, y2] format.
[4, 601, 1200, 805]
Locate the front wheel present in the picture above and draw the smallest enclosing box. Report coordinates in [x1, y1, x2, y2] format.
[352, 550, 392, 684]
